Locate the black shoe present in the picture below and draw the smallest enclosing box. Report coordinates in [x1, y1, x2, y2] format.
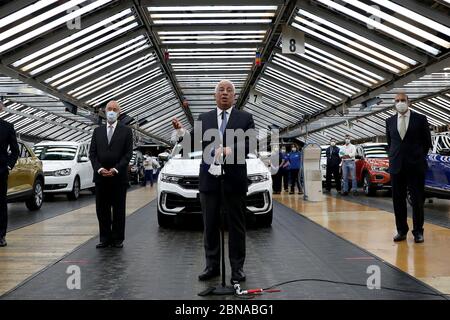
[342, 191, 349, 196]
[112, 241, 123, 248]
[393, 233, 407, 242]
[289, 191, 294, 194]
[0, 237, 7, 247]
[414, 234, 424, 243]
[231, 268, 246, 283]
[96, 242, 110, 248]
[198, 267, 220, 281]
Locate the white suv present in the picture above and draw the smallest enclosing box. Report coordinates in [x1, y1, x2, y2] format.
[157, 145, 273, 228]
[33, 141, 94, 200]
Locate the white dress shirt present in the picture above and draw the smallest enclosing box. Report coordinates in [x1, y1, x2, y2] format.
[216, 106, 233, 133]
[397, 109, 411, 137]
[99, 121, 119, 174]
[341, 143, 356, 161]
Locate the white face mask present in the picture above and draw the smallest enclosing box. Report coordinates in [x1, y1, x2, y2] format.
[345, 139, 351, 144]
[106, 110, 118, 123]
[281, 149, 286, 153]
[395, 102, 408, 114]
[292, 148, 297, 152]
[330, 142, 336, 146]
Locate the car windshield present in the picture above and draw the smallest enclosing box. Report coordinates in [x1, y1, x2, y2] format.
[363, 144, 388, 158]
[33, 145, 78, 161]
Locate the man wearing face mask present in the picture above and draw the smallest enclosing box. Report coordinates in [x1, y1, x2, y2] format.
[89, 101, 133, 249]
[340, 135, 357, 196]
[324, 138, 341, 194]
[386, 93, 431, 243]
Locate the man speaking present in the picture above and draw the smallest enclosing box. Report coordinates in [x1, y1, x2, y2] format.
[172, 80, 255, 284]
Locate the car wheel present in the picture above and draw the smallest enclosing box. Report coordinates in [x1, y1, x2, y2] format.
[157, 210, 174, 228]
[257, 209, 273, 228]
[26, 179, 43, 211]
[363, 173, 376, 196]
[67, 176, 80, 200]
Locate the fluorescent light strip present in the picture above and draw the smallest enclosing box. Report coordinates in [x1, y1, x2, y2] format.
[45, 36, 146, 83]
[171, 55, 254, 59]
[297, 9, 416, 65]
[160, 35, 264, 40]
[305, 43, 384, 81]
[89, 69, 162, 105]
[258, 80, 325, 111]
[23, 16, 136, 71]
[371, 0, 450, 38]
[265, 67, 340, 103]
[29, 22, 138, 75]
[341, 0, 450, 48]
[294, 17, 408, 69]
[415, 102, 450, 120]
[172, 68, 251, 71]
[153, 19, 272, 24]
[0, 0, 87, 41]
[148, 6, 278, 11]
[410, 106, 445, 125]
[301, 50, 374, 86]
[272, 59, 354, 96]
[292, 22, 400, 73]
[274, 53, 360, 93]
[0, 0, 113, 54]
[68, 54, 155, 93]
[428, 98, 450, 112]
[316, 0, 440, 55]
[12, 9, 132, 67]
[151, 12, 275, 18]
[169, 52, 254, 56]
[53, 41, 149, 87]
[0, 0, 59, 29]
[168, 48, 256, 52]
[158, 30, 266, 35]
[123, 90, 174, 112]
[71, 57, 156, 95]
[172, 62, 251, 66]
[118, 79, 168, 104]
[162, 40, 263, 44]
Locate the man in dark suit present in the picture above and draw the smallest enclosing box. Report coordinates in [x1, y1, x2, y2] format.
[324, 138, 341, 193]
[89, 101, 133, 248]
[171, 80, 255, 284]
[0, 101, 19, 247]
[386, 93, 432, 243]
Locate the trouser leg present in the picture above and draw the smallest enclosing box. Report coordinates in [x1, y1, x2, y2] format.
[224, 192, 246, 270]
[95, 181, 113, 243]
[111, 183, 127, 242]
[407, 170, 425, 236]
[0, 173, 8, 238]
[391, 171, 409, 235]
[200, 192, 221, 269]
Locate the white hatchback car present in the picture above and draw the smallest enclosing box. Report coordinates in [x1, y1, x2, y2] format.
[33, 141, 94, 200]
[157, 145, 273, 228]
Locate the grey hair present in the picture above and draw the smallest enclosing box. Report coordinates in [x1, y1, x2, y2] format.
[215, 80, 235, 93]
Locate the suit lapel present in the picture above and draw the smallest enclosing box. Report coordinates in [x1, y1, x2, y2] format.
[225, 108, 238, 130]
[109, 123, 121, 146]
[392, 114, 401, 140]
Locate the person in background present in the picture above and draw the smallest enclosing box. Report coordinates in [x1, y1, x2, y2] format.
[288, 144, 303, 195]
[280, 146, 290, 192]
[386, 92, 431, 243]
[324, 138, 342, 194]
[340, 135, 357, 196]
[0, 101, 19, 247]
[143, 153, 159, 187]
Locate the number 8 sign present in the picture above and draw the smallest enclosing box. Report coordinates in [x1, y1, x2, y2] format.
[282, 25, 305, 55]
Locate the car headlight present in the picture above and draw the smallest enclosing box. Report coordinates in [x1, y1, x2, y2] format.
[248, 173, 269, 183]
[161, 173, 182, 184]
[54, 168, 71, 176]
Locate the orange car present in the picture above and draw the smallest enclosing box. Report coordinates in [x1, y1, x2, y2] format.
[355, 143, 390, 196]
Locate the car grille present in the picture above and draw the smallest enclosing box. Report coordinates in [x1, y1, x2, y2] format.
[177, 177, 199, 189]
[165, 193, 202, 213]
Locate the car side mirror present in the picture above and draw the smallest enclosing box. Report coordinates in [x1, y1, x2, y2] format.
[80, 156, 89, 162]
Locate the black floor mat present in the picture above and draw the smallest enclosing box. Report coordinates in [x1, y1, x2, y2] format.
[1, 200, 445, 300]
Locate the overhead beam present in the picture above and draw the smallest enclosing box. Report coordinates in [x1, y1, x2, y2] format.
[391, 0, 450, 28]
[133, 0, 194, 125]
[151, 24, 271, 32]
[236, 0, 298, 110]
[141, 0, 285, 6]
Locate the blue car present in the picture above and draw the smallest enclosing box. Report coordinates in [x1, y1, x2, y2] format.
[425, 132, 450, 199]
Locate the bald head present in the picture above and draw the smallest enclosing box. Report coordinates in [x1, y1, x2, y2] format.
[105, 100, 120, 124]
[215, 80, 236, 110]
